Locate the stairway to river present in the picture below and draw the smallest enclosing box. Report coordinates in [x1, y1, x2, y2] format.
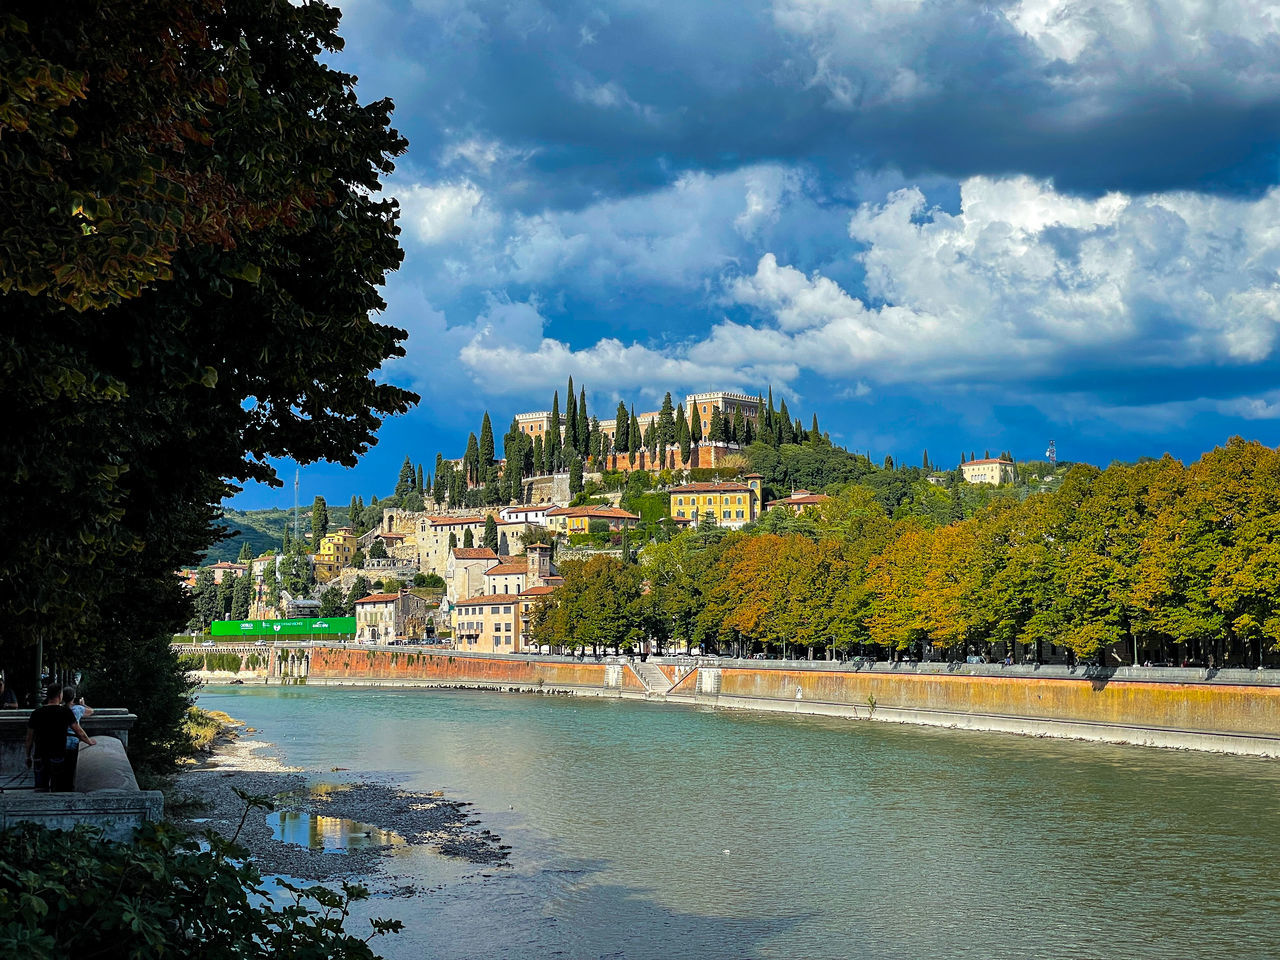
[630, 661, 673, 697]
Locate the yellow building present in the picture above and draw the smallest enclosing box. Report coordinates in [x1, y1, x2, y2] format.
[669, 475, 763, 530]
[544, 504, 640, 535]
[960, 458, 1016, 485]
[313, 527, 357, 583]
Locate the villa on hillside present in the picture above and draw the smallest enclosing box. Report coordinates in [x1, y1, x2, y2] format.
[765, 490, 830, 515]
[669, 475, 763, 529]
[961, 457, 1016, 485]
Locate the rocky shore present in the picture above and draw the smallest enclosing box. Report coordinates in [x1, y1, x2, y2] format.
[172, 722, 510, 884]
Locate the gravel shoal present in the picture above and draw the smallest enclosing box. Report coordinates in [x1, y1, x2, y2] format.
[173, 728, 509, 884]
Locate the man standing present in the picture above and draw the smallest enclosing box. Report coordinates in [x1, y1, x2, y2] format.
[25, 685, 95, 791]
[0, 677, 17, 709]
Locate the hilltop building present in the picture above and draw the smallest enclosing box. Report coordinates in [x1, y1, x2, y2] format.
[314, 527, 357, 583]
[765, 490, 830, 515]
[961, 458, 1016, 486]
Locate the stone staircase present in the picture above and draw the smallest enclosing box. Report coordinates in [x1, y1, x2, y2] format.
[630, 661, 673, 697]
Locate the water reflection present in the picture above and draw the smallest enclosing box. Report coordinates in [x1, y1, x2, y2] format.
[267, 811, 401, 853]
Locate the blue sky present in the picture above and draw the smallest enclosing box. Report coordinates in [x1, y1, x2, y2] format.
[236, 0, 1280, 509]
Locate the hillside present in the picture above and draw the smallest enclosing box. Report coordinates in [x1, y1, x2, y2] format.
[203, 507, 352, 563]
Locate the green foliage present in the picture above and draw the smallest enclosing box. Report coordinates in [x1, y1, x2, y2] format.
[483, 514, 499, 552]
[0, 0, 416, 756]
[368, 538, 388, 560]
[0, 814, 401, 960]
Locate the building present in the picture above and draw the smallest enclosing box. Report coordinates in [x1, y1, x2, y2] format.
[961, 458, 1016, 486]
[354, 588, 435, 643]
[669, 475, 763, 529]
[481, 543, 558, 596]
[453, 594, 523, 653]
[514, 411, 559, 439]
[314, 527, 357, 583]
[764, 490, 830, 515]
[445, 547, 499, 608]
[684, 391, 761, 440]
[499, 503, 555, 527]
[545, 504, 641, 535]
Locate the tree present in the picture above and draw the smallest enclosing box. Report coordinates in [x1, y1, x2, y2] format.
[463, 527, 474, 548]
[550, 391, 562, 471]
[479, 412, 495, 469]
[570, 455, 584, 496]
[778, 400, 794, 443]
[318, 585, 344, 618]
[691, 402, 703, 444]
[394, 456, 414, 500]
[658, 392, 676, 444]
[676, 403, 691, 463]
[416, 462, 425, 495]
[191, 567, 219, 629]
[350, 548, 365, 569]
[577, 386, 590, 452]
[368, 538, 388, 560]
[344, 574, 372, 614]
[732, 407, 746, 445]
[349, 494, 360, 526]
[310, 496, 329, 549]
[532, 435, 545, 476]
[483, 514, 499, 552]
[262, 559, 281, 611]
[237, 541, 253, 564]
[230, 572, 253, 620]
[463, 432, 480, 485]
[611, 401, 627, 453]
[629, 407, 642, 459]
[708, 406, 725, 442]
[564, 378, 578, 452]
[448, 532, 457, 550]
[0, 0, 423, 728]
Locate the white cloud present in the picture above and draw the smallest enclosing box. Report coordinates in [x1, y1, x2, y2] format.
[394, 179, 498, 245]
[772, 0, 1280, 111]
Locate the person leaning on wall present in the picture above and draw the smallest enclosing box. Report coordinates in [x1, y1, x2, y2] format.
[25, 685, 95, 791]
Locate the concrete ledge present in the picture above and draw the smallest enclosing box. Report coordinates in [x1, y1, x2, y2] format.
[0, 789, 164, 843]
[712, 694, 1280, 757]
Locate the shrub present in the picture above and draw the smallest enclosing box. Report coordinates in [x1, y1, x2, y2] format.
[0, 799, 401, 959]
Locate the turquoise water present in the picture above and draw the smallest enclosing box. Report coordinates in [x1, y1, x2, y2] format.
[198, 685, 1280, 960]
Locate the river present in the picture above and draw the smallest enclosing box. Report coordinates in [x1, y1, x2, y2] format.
[197, 684, 1280, 960]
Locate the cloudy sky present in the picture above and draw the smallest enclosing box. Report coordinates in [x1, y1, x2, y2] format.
[239, 0, 1280, 508]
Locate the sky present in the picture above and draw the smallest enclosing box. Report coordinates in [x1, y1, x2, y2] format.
[236, 0, 1280, 510]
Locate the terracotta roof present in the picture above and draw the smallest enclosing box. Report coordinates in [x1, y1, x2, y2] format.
[670, 482, 752, 493]
[355, 593, 401, 604]
[670, 516, 694, 524]
[519, 585, 557, 597]
[964, 458, 1014, 466]
[546, 505, 640, 519]
[428, 516, 484, 526]
[766, 493, 830, 507]
[209, 562, 247, 570]
[525, 542, 551, 548]
[455, 593, 523, 606]
[376, 531, 406, 540]
[505, 504, 553, 512]
[545, 576, 565, 585]
[452, 548, 498, 560]
[484, 562, 527, 576]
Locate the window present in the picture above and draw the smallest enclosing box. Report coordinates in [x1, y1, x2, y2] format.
[736, 510, 744, 519]
[736, 496, 743, 504]
[677, 497, 684, 506]
[722, 510, 730, 519]
[503, 606, 512, 614]
[491, 606, 500, 614]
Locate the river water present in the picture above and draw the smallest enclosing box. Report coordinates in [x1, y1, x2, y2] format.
[197, 684, 1280, 960]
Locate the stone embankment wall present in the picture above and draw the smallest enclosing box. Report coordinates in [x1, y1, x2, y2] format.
[185, 646, 1280, 756]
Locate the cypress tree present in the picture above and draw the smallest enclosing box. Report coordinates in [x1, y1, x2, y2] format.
[811, 413, 820, 442]
[960, 452, 966, 464]
[676, 404, 691, 463]
[709, 406, 725, 442]
[448, 532, 457, 550]
[310, 496, 329, 549]
[569, 455, 583, 495]
[533, 435, 545, 475]
[463, 432, 480, 484]
[690, 402, 703, 444]
[483, 515, 499, 551]
[394, 456, 414, 499]
[589, 416, 601, 460]
[237, 541, 253, 564]
[483, 464, 500, 505]
[766, 387, 775, 434]
[614, 401, 629, 453]
[416, 463, 425, 495]
[577, 386, 589, 449]
[479, 412, 495, 468]
[629, 407, 641, 460]
[884, 454, 894, 470]
[550, 391, 562, 471]
[463, 527, 474, 548]
[658, 392, 676, 444]
[742, 415, 754, 446]
[732, 407, 745, 445]
[922, 449, 930, 470]
[778, 399, 793, 444]
[565, 379, 578, 452]
[348, 495, 359, 528]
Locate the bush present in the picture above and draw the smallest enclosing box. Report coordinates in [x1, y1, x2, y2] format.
[0, 805, 400, 960]
[416, 572, 445, 588]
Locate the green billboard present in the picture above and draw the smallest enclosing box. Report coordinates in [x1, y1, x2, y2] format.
[211, 617, 356, 638]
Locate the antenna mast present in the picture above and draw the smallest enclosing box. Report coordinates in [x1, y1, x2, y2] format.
[293, 468, 301, 542]
[1045, 440, 1057, 467]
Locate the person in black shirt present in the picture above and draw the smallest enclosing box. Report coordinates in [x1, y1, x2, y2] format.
[25, 685, 95, 791]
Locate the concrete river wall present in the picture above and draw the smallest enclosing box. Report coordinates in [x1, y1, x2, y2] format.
[187, 645, 1280, 757]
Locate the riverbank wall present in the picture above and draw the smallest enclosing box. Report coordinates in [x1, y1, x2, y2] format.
[186, 646, 1280, 757]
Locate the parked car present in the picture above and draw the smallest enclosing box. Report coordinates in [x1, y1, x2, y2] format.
[254, 639, 267, 647]
[201, 640, 215, 647]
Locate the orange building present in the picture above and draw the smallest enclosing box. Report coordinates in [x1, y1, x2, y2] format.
[764, 490, 830, 516]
